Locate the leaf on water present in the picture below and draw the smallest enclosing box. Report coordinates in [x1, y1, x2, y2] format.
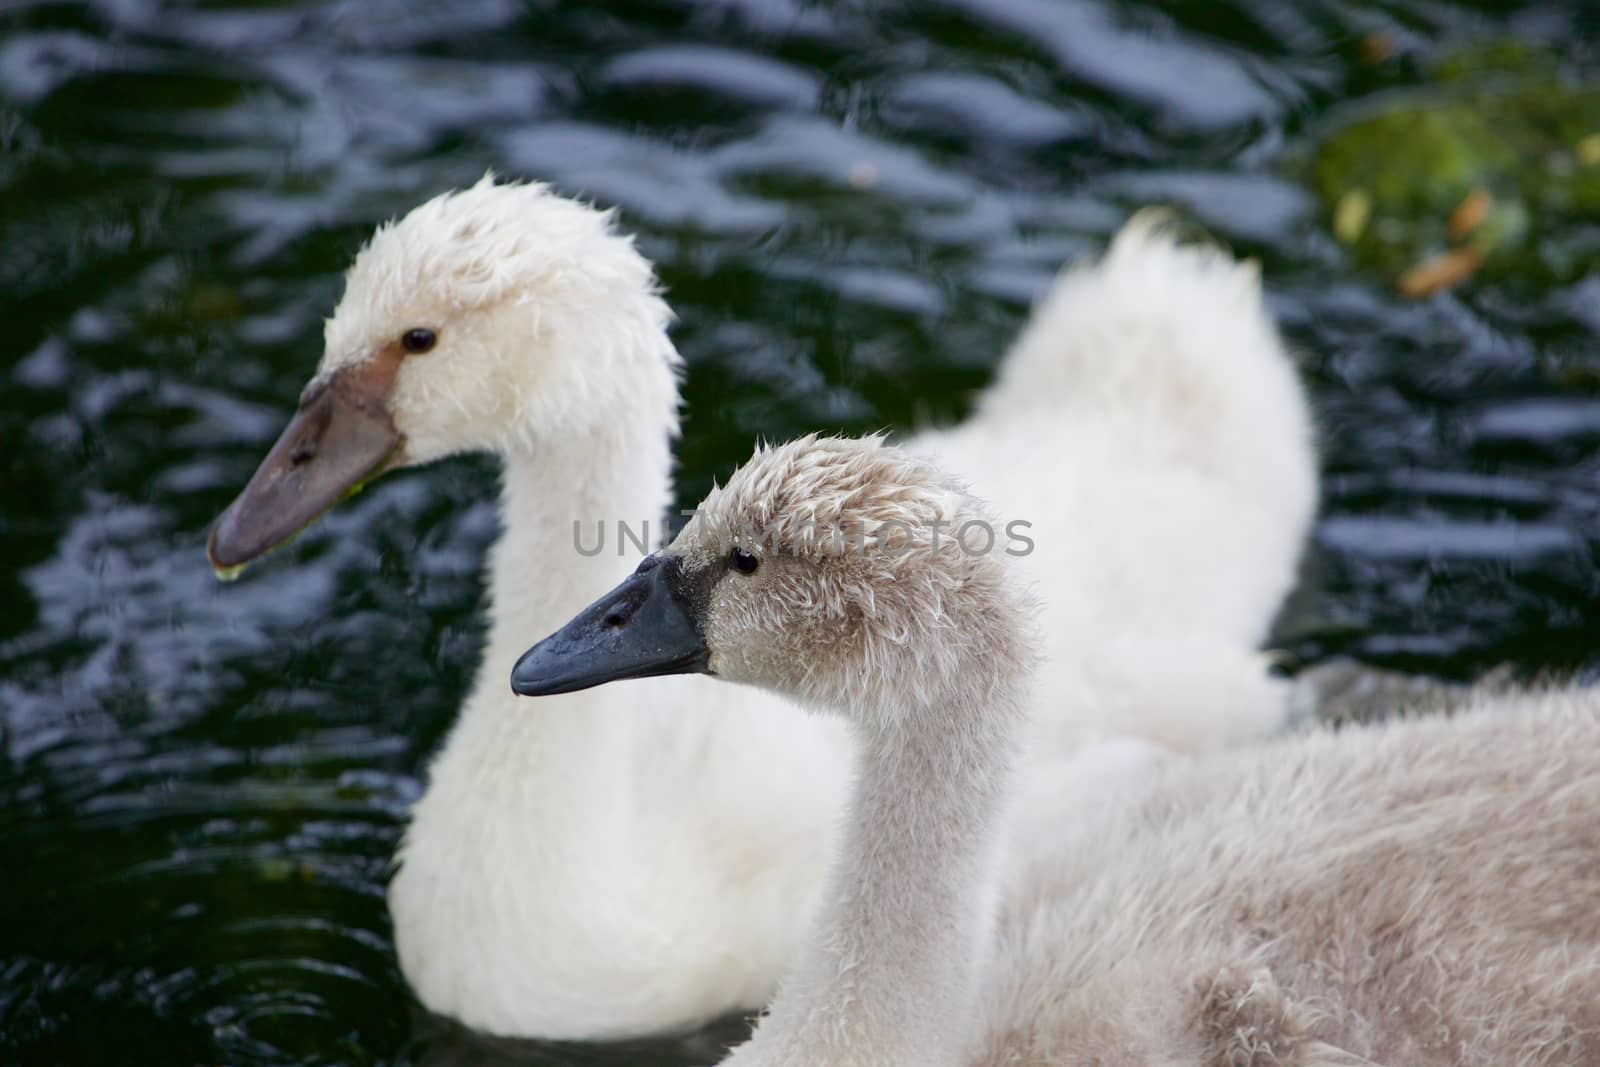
[1578, 134, 1600, 167]
[1333, 188, 1372, 244]
[1446, 188, 1491, 242]
[1397, 246, 1485, 299]
[1359, 32, 1396, 65]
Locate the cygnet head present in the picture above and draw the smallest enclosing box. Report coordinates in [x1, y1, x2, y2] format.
[207, 174, 679, 573]
[510, 435, 1034, 725]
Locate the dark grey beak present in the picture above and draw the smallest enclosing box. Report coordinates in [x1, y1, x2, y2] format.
[511, 555, 710, 697]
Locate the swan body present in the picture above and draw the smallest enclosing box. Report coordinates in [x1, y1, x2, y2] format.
[207, 177, 1314, 1038]
[972, 685, 1600, 1067]
[912, 225, 1313, 754]
[512, 435, 1600, 1067]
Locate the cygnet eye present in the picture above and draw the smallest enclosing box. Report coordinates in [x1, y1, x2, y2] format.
[730, 547, 760, 575]
[401, 327, 438, 354]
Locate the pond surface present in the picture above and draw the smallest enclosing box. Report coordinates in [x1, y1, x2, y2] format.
[2, 0, 1599, 1064]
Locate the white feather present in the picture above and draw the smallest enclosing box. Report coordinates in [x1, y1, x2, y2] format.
[302, 181, 1317, 1038]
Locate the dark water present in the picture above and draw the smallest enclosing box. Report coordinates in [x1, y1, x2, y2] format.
[2, 0, 1598, 1063]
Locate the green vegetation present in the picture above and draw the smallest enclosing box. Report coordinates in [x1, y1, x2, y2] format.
[1308, 41, 1600, 295]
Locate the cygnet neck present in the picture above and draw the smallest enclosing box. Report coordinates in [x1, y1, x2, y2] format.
[737, 666, 1027, 1067]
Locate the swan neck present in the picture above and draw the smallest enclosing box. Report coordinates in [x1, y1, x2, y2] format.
[505, 435, 668, 627]
[480, 428, 675, 695]
[746, 677, 1024, 1066]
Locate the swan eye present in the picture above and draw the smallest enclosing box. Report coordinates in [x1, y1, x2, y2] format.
[401, 328, 438, 354]
[730, 547, 760, 575]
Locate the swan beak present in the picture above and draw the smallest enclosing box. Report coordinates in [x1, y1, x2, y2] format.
[206, 360, 403, 577]
[511, 556, 710, 697]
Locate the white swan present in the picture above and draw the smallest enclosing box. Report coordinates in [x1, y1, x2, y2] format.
[512, 434, 1600, 1067]
[205, 177, 1316, 1039]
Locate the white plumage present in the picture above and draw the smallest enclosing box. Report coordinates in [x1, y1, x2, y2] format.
[264, 177, 1316, 1038]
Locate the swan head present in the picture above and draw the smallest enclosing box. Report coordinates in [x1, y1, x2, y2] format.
[510, 435, 1034, 723]
[207, 174, 678, 575]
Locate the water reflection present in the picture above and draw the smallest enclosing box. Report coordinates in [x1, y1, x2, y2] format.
[2, 0, 1598, 1063]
